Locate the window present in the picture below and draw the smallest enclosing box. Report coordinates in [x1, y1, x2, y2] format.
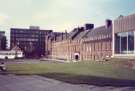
[115, 33, 120, 53]
[128, 32, 134, 53]
[121, 32, 127, 54]
[115, 31, 134, 54]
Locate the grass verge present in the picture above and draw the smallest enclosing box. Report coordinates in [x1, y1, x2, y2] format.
[6, 61, 135, 87]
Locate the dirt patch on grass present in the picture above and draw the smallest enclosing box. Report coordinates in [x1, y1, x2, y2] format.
[118, 60, 135, 69]
[97, 58, 135, 70]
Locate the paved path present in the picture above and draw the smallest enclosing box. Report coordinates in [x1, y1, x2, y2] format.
[0, 75, 135, 91]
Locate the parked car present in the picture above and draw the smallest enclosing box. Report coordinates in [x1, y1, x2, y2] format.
[0, 50, 23, 60]
[0, 62, 6, 71]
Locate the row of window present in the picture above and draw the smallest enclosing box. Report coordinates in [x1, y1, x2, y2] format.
[11, 34, 45, 38]
[115, 31, 134, 54]
[84, 34, 111, 42]
[11, 30, 50, 35]
[52, 41, 112, 55]
[83, 41, 111, 52]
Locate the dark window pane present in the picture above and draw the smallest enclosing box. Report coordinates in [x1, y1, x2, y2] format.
[128, 32, 134, 53]
[115, 31, 134, 54]
[120, 32, 127, 54]
[115, 34, 120, 54]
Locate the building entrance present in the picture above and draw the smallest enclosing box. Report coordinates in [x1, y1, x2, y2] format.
[74, 53, 80, 60]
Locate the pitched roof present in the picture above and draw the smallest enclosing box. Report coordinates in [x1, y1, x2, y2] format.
[52, 32, 69, 42]
[82, 26, 112, 39]
[68, 28, 80, 39]
[68, 27, 86, 40]
[72, 30, 88, 40]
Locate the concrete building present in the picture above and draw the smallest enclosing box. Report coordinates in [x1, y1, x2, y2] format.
[113, 14, 135, 58]
[0, 31, 6, 50]
[10, 27, 52, 58]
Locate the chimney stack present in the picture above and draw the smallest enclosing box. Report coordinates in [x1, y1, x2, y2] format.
[106, 19, 112, 28]
[85, 24, 94, 30]
[78, 27, 85, 31]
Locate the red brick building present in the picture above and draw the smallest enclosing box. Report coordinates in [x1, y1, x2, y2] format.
[81, 20, 112, 60]
[51, 27, 86, 60]
[50, 20, 112, 61]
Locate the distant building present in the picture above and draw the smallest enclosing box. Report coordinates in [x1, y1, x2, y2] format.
[0, 31, 7, 50]
[0, 31, 5, 35]
[10, 27, 52, 58]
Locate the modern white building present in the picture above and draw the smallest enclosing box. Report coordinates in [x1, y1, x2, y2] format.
[113, 14, 135, 57]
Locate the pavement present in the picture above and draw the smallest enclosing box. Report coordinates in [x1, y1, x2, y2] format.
[0, 74, 135, 91]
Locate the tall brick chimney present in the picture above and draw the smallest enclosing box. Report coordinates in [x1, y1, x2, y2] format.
[105, 19, 112, 28]
[85, 24, 94, 30]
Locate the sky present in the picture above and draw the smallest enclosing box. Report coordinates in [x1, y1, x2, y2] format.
[0, 0, 135, 46]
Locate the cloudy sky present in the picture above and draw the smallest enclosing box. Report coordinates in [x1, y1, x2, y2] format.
[0, 0, 135, 33]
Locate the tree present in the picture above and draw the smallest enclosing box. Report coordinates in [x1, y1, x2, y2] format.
[24, 42, 34, 53]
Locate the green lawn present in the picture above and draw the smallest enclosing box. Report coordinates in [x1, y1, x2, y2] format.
[6, 61, 135, 86]
[7, 60, 135, 86]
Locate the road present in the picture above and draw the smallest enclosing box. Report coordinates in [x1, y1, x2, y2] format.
[0, 75, 135, 91]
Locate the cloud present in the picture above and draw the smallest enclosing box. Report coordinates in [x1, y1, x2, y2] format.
[32, 12, 56, 21]
[0, 0, 134, 32]
[0, 13, 9, 24]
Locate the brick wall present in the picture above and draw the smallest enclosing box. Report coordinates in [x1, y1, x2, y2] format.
[51, 40, 81, 60]
[51, 37, 112, 61]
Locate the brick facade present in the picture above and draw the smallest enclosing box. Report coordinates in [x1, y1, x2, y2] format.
[82, 38, 112, 60]
[51, 40, 81, 60]
[51, 38, 112, 61]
